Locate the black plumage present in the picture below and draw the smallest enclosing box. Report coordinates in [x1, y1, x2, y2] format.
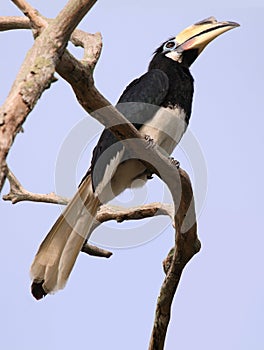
[88, 50, 194, 192]
[30, 18, 239, 299]
[148, 53, 194, 118]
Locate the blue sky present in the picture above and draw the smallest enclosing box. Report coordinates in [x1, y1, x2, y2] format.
[1, 1, 263, 349]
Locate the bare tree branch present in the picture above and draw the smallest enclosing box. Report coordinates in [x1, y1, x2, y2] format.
[81, 242, 113, 258]
[2, 168, 175, 262]
[2, 169, 69, 205]
[2, 167, 174, 261]
[70, 29, 102, 68]
[0, 0, 97, 192]
[0, 16, 101, 63]
[2, 168, 112, 258]
[3, 168, 174, 222]
[11, 0, 47, 29]
[148, 170, 201, 350]
[95, 203, 174, 224]
[1, 3, 201, 349]
[0, 16, 30, 31]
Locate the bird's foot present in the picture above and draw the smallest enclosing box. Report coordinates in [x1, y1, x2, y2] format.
[144, 134, 156, 149]
[146, 170, 154, 180]
[169, 157, 180, 168]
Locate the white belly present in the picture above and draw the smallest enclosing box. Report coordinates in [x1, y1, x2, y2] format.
[96, 106, 187, 202]
[139, 106, 187, 155]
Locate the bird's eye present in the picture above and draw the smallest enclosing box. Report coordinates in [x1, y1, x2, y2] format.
[164, 41, 176, 51]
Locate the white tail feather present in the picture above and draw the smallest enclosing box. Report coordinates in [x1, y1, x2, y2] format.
[30, 175, 100, 298]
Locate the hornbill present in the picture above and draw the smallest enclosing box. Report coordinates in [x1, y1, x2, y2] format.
[30, 17, 239, 299]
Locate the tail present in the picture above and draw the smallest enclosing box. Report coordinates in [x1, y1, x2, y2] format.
[30, 174, 100, 300]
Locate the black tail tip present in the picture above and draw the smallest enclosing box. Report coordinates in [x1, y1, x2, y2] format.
[31, 280, 47, 300]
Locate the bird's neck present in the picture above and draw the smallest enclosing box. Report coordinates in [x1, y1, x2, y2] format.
[148, 55, 194, 121]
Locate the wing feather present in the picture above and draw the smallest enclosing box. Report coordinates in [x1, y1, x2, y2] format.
[90, 69, 169, 192]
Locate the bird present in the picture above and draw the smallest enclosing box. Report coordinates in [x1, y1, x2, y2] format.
[30, 17, 239, 300]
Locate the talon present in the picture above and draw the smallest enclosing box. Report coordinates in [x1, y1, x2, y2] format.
[147, 172, 153, 179]
[144, 134, 156, 149]
[169, 157, 180, 168]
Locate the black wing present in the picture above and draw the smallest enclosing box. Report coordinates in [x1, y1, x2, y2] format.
[118, 69, 169, 105]
[85, 69, 169, 191]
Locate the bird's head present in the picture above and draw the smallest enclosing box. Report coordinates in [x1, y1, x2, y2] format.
[153, 16, 239, 67]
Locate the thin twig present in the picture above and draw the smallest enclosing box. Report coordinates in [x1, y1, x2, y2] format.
[2, 169, 69, 205]
[0, 16, 30, 31]
[81, 243, 112, 258]
[0, 16, 101, 63]
[11, 0, 47, 29]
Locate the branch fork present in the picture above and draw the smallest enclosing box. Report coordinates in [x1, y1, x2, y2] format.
[0, 2, 201, 349]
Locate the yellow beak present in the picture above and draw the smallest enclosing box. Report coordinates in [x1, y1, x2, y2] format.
[176, 16, 240, 55]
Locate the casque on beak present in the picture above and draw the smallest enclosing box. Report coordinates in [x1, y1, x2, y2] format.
[175, 16, 240, 55]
